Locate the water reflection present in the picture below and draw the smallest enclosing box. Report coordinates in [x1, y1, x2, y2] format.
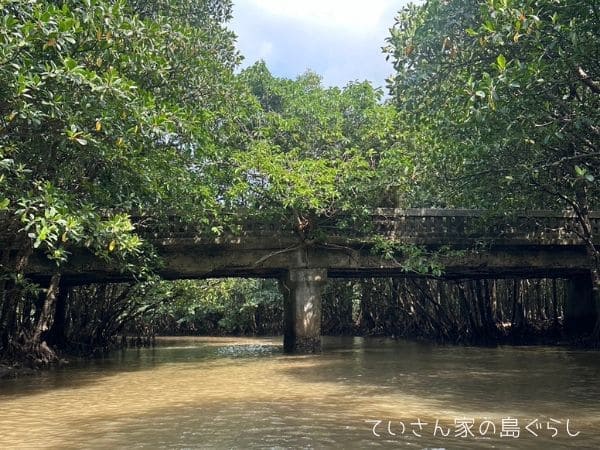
[0, 337, 599, 449]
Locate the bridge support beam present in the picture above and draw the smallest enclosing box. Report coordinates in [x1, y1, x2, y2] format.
[280, 268, 327, 353]
[564, 274, 597, 337]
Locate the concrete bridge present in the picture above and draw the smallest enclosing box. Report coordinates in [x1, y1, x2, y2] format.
[20, 209, 600, 352]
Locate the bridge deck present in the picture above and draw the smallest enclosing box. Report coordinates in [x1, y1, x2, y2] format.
[3, 209, 598, 283]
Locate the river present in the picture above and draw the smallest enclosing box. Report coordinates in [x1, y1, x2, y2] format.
[0, 337, 598, 449]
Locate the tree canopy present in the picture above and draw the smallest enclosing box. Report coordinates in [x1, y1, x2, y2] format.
[385, 0, 599, 212]
[0, 0, 250, 359]
[231, 62, 404, 236]
[0, 0, 255, 264]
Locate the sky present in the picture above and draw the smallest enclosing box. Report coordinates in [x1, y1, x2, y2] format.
[229, 0, 409, 89]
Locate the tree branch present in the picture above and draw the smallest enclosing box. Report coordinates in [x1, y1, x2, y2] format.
[576, 66, 600, 94]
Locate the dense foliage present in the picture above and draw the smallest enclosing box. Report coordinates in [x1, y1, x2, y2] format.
[386, 0, 599, 211]
[0, 0, 246, 361]
[385, 0, 599, 338]
[231, 62, 404, 236]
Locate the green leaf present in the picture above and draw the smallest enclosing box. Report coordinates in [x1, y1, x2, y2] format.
[63, 57, 78, 70]
[483, 20, 495, 32]
[496, 54, 506, 71]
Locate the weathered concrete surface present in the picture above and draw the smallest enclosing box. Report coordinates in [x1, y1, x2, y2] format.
[564, 274, 597, 337]
[279, 269, 327, 353]
[22, 237, 595, 285]
[13, 208, 600, 283]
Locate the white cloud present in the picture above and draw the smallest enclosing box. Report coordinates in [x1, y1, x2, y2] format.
[251, 0, 394, 32]
[230, 0, 407, 87]
[257, 41, 273, 59]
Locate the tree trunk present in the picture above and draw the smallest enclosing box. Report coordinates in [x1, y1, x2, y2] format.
[358, 280, 375, 332]
[511, 280, 524, 329]
[27, 271, 61, 363]
[0, 244, 32, 355]
[457, 282, 476, 339]
[552, 279, 560, 328]
[589, 268, 600, 343]
[390, 278, 403, 338]
[573, 184, 600, 344]
[46, 285, 68, 347]
[476, 280, 496, 341]
[490, 280, 501, 323]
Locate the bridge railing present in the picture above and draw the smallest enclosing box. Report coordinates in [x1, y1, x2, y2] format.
[371, 209, 600, 243]
[133, 209, 600, 244]
[131, 213, 292, 238]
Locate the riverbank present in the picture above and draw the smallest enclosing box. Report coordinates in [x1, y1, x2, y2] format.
[0, 352, 71, 379]
[0, 361, 39, 379]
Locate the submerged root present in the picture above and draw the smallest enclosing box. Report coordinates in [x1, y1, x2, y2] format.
[1, 337, 61, 368]
[28, 341, 59, 365]
[584, 321, 600, 349]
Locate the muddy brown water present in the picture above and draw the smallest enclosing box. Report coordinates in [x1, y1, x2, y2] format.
[0, 336, 598, 449]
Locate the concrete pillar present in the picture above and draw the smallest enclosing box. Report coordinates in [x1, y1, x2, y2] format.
[564, 274, 597, 337]
[279, 268, 327, 353]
